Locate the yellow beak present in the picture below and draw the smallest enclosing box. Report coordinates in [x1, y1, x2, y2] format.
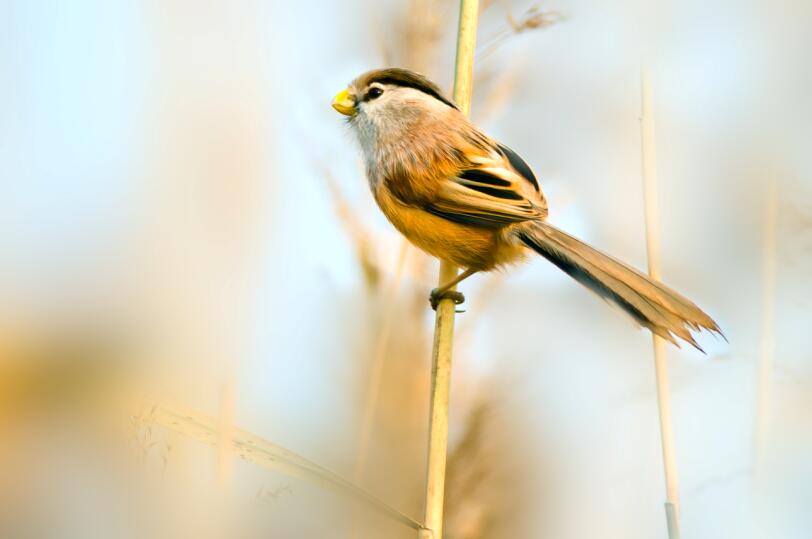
[332, 88, 356, 116]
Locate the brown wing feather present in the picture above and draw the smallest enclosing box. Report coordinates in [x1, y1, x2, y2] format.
[424, 148, 547, 228]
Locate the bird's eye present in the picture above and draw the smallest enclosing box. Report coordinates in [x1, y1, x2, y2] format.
[366, 87, 384, 100]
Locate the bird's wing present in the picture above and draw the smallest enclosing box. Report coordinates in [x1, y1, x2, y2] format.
[425, 145, 547, 228]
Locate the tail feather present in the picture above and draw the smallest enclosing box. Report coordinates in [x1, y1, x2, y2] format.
[518, 222, 722, 351]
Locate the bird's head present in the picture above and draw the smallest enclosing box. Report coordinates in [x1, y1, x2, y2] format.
[332, 68, 458, 128]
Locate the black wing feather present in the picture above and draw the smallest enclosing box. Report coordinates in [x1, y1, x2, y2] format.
[459, 169, 512, 187]
[497, 144, 539, 192]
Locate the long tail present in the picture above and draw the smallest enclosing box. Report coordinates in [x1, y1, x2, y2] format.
[517, 221, 722, 351]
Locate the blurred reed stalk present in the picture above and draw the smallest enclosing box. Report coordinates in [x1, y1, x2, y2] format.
[143, 402, 423, 531]
[354, 241, 409, 481]
[640, 69, 681, 539]
[754, 180, 777, 473]
[422, 2, 480, 538]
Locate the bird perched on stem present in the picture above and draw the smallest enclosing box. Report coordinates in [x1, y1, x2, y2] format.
[332, 68, 721, 350]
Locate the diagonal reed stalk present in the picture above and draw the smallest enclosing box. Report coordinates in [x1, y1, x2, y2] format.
[144, 402, 424, 531]
[422, 2, 480, 538]
[640, 68, 681, 539]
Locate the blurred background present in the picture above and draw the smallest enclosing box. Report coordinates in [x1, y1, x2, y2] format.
[1, 0, 810, 537]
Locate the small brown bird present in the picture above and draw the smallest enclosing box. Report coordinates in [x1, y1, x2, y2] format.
[332, 68, 721, 349]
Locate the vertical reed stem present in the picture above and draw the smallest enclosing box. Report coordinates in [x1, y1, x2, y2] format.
[640, 68, 681, 539]
[354, 241, 409, 482]
[422, 2, 479, 537]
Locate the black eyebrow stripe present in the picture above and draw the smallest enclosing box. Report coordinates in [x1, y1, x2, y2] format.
[371, 76, 459, 110]
[459, 169, 512, 187]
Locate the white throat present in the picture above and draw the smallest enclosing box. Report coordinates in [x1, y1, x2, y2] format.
[349, 87, 452, 186]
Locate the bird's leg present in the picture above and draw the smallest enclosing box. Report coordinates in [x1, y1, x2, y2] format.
[429, 267, 478, 310]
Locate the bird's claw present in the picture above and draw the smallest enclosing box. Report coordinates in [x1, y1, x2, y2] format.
[429, 289, 465, 311]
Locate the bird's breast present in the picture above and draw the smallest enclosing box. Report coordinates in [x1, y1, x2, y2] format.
[373, 184, 526, 271]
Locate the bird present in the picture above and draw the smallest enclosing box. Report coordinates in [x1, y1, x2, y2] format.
[331, 67, 722, 350]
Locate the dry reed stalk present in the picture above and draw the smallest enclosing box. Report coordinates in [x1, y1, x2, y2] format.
[476, 5, 561, 62]
[354, 241, 410, 481]
[443, 397, 515, 539]
[640, 68, 681, 539]
[423, 3, 480, 538]
[754, 180, 777, 472]
[349, 242, 409, 539]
